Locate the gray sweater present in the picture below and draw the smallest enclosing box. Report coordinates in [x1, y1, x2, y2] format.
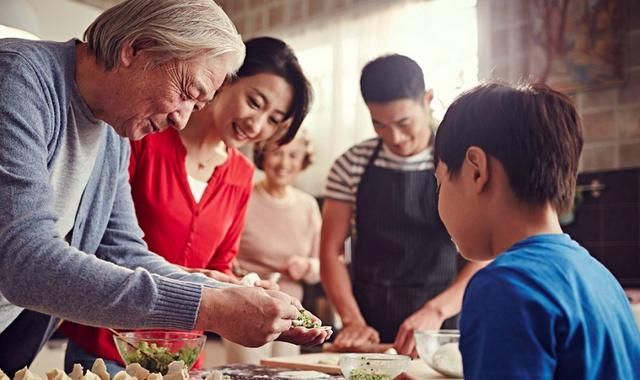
[0, 39, 227, 345]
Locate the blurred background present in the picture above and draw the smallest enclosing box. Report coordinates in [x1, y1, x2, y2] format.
[1, 0, 638, 373]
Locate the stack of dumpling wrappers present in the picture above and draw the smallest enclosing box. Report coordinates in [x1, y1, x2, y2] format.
[0, 360, 228, 380]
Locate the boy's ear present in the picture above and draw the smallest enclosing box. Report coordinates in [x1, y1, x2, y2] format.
[465, 146, 489, 193]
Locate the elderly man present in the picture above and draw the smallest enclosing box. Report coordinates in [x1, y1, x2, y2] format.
[0, 0, 328, 373]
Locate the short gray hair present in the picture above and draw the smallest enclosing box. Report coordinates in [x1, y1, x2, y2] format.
[84, 0, 245, 72]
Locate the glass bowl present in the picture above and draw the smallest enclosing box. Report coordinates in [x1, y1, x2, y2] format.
[113, 330, 206, 374]
[339, 353, 410, 380]
[414, 330, 463, 379]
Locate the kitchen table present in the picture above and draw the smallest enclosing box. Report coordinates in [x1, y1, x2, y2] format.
[198, 360, 456, 379]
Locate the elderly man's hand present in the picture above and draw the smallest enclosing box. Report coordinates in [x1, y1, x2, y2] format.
[195, 287, 330, 347]
[278, 325, 332, 346]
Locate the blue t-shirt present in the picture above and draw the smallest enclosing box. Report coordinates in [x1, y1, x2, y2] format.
[460, 234, 640, 380]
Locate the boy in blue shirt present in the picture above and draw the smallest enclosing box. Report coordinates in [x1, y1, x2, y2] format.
[432, 82, 640, 379]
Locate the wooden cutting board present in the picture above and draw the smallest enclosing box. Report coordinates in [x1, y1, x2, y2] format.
[260, 353, 342, 375]
[322, 343, 395, 353]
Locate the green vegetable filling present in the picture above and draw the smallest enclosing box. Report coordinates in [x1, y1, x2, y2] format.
[122, 341, 199, 374]
[349, 368, 391, 380]
[293, 309, 321, 328]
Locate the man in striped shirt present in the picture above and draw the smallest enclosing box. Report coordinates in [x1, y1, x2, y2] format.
[319, 54, 486, 356]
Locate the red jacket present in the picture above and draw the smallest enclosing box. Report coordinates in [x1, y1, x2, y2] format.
[61, 128, 253, 365]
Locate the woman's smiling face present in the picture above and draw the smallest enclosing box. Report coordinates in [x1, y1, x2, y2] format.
[206, 72, 293, 148]
[262, 137, 308, 188]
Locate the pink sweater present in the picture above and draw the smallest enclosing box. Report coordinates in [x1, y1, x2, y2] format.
[237, 185, 321, 300]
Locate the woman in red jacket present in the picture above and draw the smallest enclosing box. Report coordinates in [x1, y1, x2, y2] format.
[61, 36, 313, 375]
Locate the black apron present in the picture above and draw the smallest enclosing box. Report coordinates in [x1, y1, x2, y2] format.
[352, 139, 458, 343]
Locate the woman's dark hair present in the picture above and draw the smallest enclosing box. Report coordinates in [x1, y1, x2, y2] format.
[236, 36, 312, 145]
[360, 54, 425, 103]
[434, 81, 583, 213]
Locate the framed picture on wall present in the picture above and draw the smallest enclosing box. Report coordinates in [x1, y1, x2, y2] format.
[530, 0, 626, 93]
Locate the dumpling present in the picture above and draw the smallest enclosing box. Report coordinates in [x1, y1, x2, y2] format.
[124, 364, 148, 380]
[68, 364, 83, 380]
[45, 369, 71, 380]
[91, 360, 109, 380]
[204, 371, 221, 380]
[83, 370, 101, 380]
[241, 272, 260, 286]
[13, 367, 42, 380]
[111, 372, 134, 380]
[0, 369, 10, 380]
[145, 374, 161, 380]
[162, 362, 188, 380]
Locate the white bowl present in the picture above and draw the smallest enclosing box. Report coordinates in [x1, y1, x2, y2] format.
[414, 330, 463, 378]
[339, 353, 410, 380]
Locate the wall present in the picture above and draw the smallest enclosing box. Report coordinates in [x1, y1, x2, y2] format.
[221, 0, 640, 174]
[480, 0, 640, 173]
[218, 0, 394, 38]
[563, 169, 640, 287]
[26, 0, 101, 41]
[1, 0, 102, 42]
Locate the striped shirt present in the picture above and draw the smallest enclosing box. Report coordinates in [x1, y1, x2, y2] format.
[325, 138, 434, 203]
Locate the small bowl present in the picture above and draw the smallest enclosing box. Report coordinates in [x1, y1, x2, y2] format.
[339, 353, 410, 380]
[414, 330, 463, 379]
[113, 331, 206, 374]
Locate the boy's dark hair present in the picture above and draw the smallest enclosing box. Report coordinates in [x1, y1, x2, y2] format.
[434, 81, 583, 213]
[360, 54, 425, 103]
[236, 36, 313, 145]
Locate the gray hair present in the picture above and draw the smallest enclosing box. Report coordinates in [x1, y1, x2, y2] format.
[84, 0, 245, 72]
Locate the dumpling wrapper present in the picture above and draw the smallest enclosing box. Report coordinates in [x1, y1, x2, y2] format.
[162, 362, 188, 380]
[124, 364, 148, 380]
[91, 360, 109, 380]
[45, 369, 71, 380]
[14, 367, 42, 380]
[68, 364, 84, 380]
[145, 374, 161, 380]
[0, 369, 10, 380]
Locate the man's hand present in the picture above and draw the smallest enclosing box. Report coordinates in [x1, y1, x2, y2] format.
[195, 287, 330, 347]
[394, 303, 445, 356]
[196, 287, 298, 346]
[332, 323, 380, 349]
